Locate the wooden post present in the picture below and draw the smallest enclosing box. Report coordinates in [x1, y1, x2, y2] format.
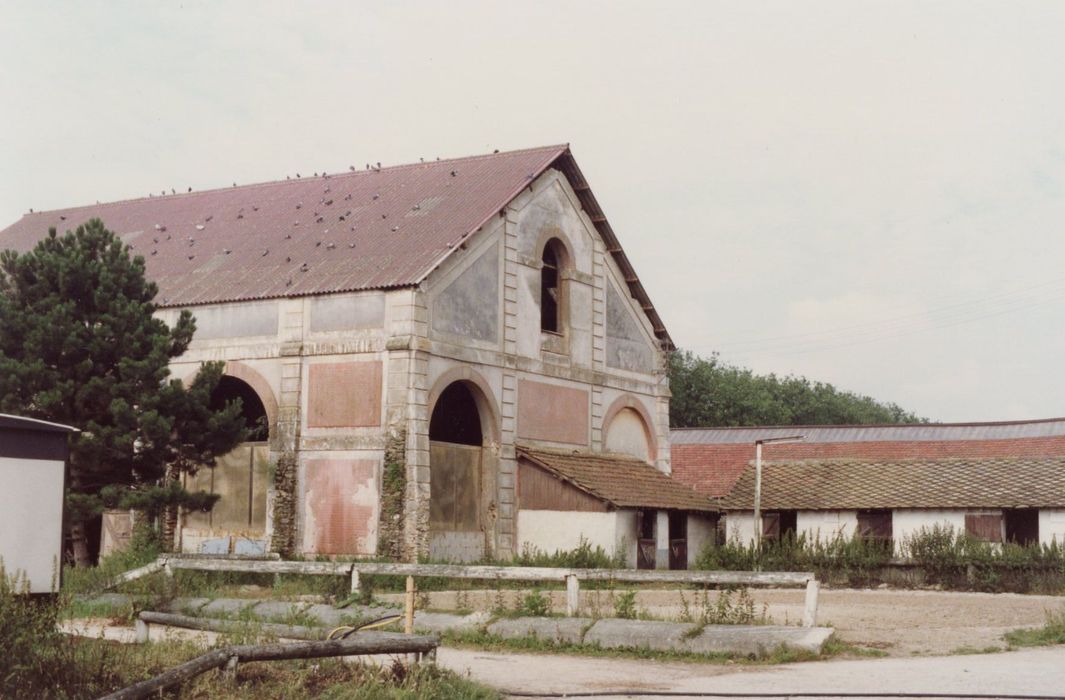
[350, 568, 360, 595]
[135, 618, 150, 643]
[404, 576, 415, 634]
[802, 578, 820, 628]
[565, 574, 580, 617]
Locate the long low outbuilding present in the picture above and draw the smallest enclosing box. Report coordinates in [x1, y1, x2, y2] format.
[717, 456, 1065, 548]
[671, 419, 1065, 549]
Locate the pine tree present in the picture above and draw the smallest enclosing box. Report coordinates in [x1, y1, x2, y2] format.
[0, 219, 247, 566]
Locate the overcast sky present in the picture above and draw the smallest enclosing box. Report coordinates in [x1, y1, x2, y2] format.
[3, 1, 1064, 422]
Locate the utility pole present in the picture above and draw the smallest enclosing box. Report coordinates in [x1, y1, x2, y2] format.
[754, 434, 805, 547]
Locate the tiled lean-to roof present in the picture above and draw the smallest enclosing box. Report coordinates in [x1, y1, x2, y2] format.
[517, 446, 716, 512]
[717, 457, 1065, 511]
[0, 145, 672, 348]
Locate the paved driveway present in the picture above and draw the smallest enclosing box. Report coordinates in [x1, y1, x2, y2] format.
[438, 645, 1065, 698]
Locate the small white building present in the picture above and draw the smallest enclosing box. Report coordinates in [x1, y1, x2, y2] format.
[717, 457, 1065, 549]
[0, 414, 77, 593]
[516, 446, 717, 568]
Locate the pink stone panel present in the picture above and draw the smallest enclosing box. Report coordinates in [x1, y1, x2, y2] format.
[517, 379, 589, 445]
[304, 459, 378, 555]
[307, 361, 382, 428]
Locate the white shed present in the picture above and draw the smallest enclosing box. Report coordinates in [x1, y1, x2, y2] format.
[0, 414, 77, 594]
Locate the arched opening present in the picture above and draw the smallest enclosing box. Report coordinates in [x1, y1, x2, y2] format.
[428, 380, 493, 562]
[540, 238, 567, 334]
[429, 383, 483, 446]
[181, 374, 271, 553]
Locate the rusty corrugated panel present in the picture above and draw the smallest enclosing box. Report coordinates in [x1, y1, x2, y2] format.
[671, 418, 1065, 445]
[0, 146, 568, 307]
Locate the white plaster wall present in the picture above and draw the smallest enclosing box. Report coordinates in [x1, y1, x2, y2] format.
[797, 510, 859, 542]
[517, 510, 618, 556]
[604, 407, 652, 462]
[1040, 509, 1065, 545]
[893, 510, 967, 551]
[725, 512, 757, 544]
[687, 514, 717, 567]
[615, 509, 638, 567]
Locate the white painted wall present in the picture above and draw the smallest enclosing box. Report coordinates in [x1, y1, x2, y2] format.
[517, 510, 618, 556]
[615, 509, 638, 567]
[1039, 509, 1065, 546]
[893, 509, 967, 550]
[725, 511, 757, 544]
[0, 457, 65, 593]
[797, 510, 859, 542]
[687, 514, 717, 566]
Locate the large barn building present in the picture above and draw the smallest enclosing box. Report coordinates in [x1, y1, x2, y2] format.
[1, 145, 716, 567]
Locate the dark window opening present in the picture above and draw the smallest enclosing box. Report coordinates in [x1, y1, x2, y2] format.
[763, 510, 797, 542]
[210, 376, 268, 441]
[637, 509, 657, 569]
[668, 511, 688, 570]
[429, 383, 483, 446]
[1004, 508, 1039, 546]
[540, 241, 562, 333]
[965, 512, 1003, 543]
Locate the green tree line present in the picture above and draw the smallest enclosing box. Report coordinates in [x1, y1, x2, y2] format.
[668, 349, 925, 428]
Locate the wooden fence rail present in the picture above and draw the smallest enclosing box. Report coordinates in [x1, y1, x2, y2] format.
[99, 629, 439, 700]
[149, 556, 821, 627]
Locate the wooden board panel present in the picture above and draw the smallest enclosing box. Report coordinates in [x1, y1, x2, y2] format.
[429, 442, 482, 532]
[517, 460, 607, 512]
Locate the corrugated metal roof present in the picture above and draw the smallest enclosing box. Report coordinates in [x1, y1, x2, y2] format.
[0, 146, 672, 347]
[0, 413, 79, 434]
[717, 457, 1065, 510]
[671, 418, 1065, 445]
[518, 446, 715, 512]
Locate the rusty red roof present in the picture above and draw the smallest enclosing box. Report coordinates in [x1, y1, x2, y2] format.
[0, 145, 672, 348]
[717, 457, 1065, 510]
[518, 446, 716, 512]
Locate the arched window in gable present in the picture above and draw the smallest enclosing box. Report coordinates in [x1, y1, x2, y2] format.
[540, 238, 567, 334]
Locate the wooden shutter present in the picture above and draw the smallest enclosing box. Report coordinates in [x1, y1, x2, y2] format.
[965, 513, 1003, 543]
[857, 510, 893, 540]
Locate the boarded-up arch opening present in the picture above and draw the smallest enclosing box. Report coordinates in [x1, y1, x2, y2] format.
[181, 374, 270, 554]
[429, 380, 494, 561]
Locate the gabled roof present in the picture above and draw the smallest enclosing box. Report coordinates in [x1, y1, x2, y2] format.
[0, 145, 672, 348]
[717, 457, 1065, 511]
[518, 445, 715, 512]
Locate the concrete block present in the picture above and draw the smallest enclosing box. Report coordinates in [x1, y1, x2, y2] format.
[414, 610, 491, 634]
[251, 601, 307, 623]
[487, 616, 589, 644]
[685, 625, 834, 656]
[78, 592, 132, 609]
[584, 618, 697, 652]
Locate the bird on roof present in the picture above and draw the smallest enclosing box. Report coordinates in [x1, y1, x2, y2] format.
[187, 187, 192, 192]
[349, 165, 355, 171]
[171, 188, 176, 194]
[493, 149, 499, 153]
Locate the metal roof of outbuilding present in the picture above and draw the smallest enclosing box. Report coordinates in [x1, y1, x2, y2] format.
[0, 414, 78, 434]
[671, 417, 1065, 445]
[0, 145, 672, 348]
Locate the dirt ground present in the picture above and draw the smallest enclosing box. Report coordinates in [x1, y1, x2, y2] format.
[378, 586, 1065, 657]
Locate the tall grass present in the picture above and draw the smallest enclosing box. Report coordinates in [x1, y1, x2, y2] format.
[695, 526, 1065, 593]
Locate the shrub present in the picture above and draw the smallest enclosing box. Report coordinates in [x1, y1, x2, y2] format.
[613, 590, 637, 619]
[514, 537, 624, 569]
[517, 589, 551, 617]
